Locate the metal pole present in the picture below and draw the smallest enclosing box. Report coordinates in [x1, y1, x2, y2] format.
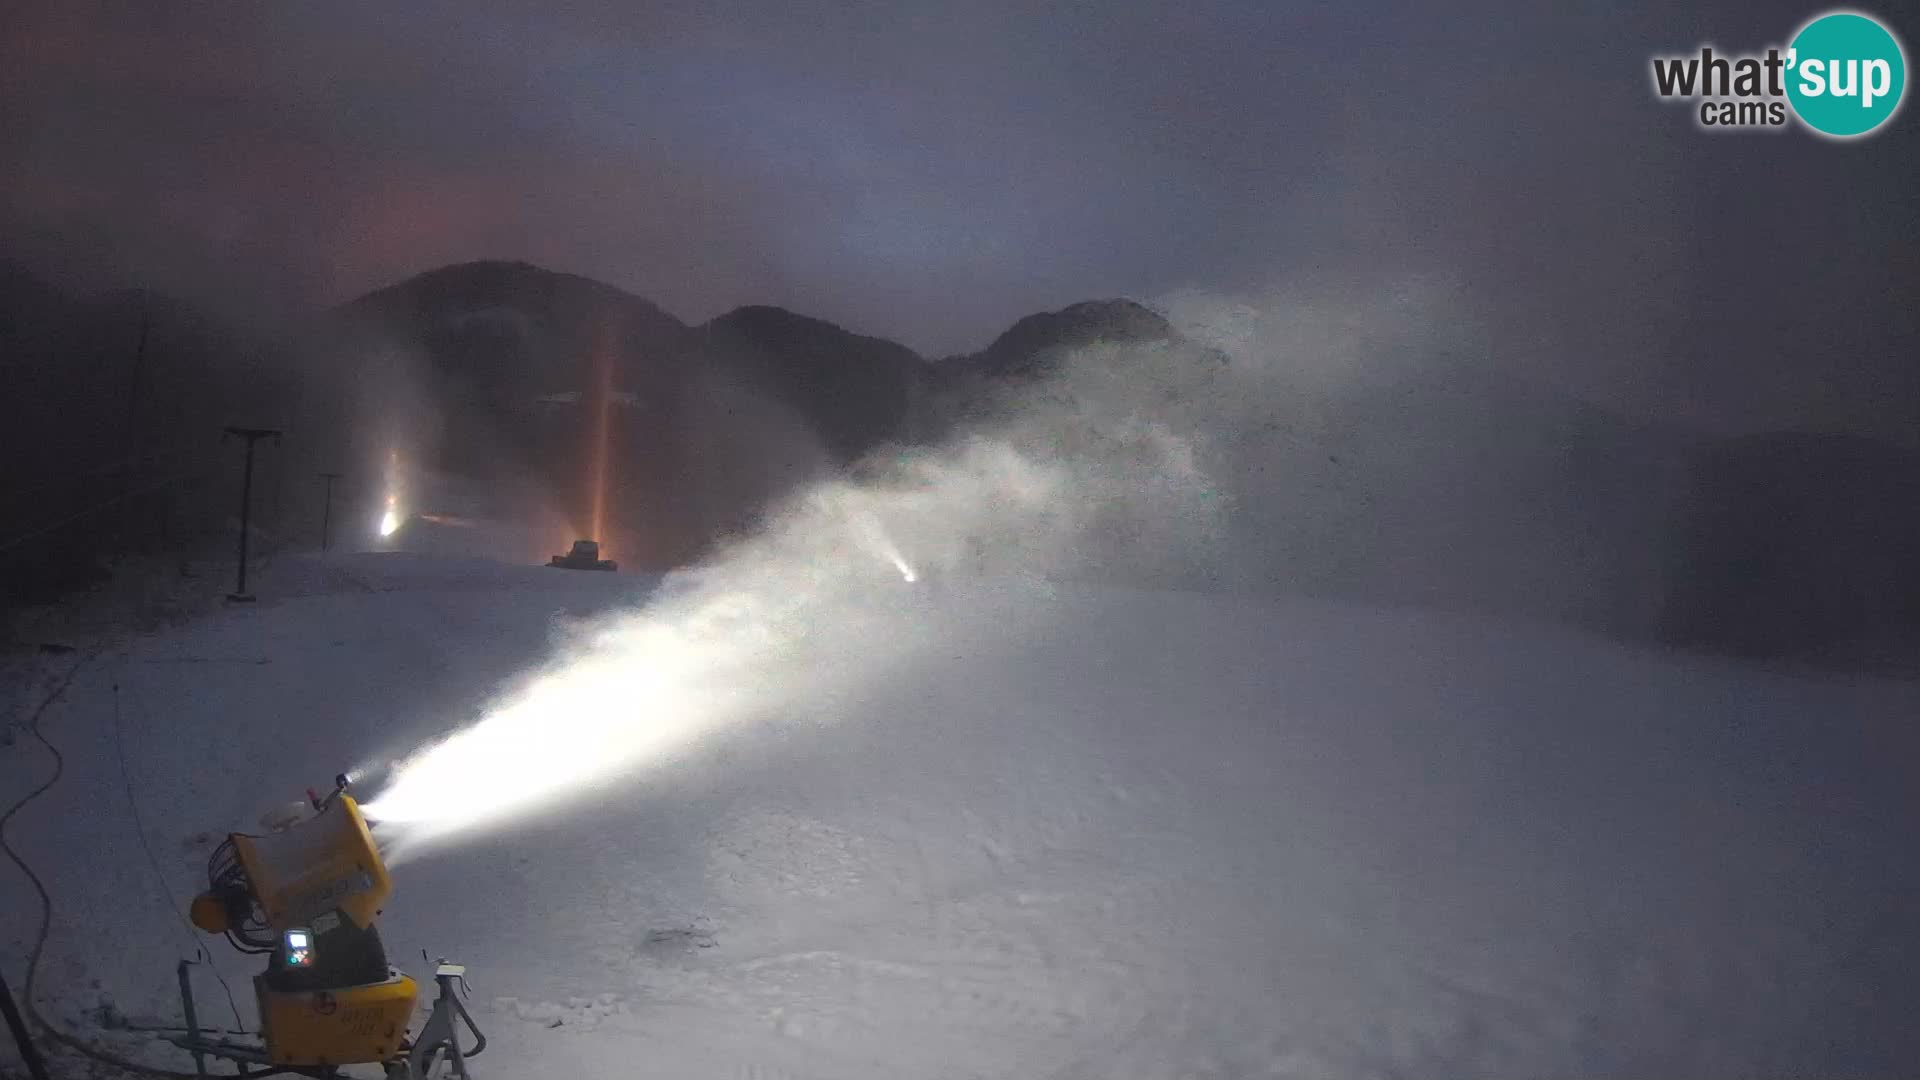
[177, 959, 208, 1078]
[0, 965, 50, 1080]
[269, 438, 284, 536]
[120, 311, 149, 549]
[223, 427, 281, 602]
[236, 441, 255, 596]
[319, 472, 341, 552]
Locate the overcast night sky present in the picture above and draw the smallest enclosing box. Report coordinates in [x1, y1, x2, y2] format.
[3, 1, 1915, 442]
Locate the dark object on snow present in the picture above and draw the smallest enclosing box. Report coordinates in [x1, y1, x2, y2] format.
[549, 539, 617, 571]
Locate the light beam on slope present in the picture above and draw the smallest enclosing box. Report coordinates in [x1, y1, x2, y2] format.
[379, 448, 404, 538]
[357, 443, 1082, 861]
[358, 343, 1226, 861]
[586, 316, 617, 548]
[360, 541, 918, 858]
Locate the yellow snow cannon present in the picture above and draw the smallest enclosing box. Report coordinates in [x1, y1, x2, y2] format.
[180, 774, 486, 1078]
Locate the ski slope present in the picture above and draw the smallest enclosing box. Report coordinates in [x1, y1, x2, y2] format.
[5, 550, 1919, 1078]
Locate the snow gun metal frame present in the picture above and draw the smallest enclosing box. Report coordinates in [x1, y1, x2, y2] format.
[176, 773, 487, 1078]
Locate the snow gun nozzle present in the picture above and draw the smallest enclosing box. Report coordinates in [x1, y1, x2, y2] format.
[308, 773, 352, 812]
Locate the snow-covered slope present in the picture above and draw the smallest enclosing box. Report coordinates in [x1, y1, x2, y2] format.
[5, 551, 1918, 1078]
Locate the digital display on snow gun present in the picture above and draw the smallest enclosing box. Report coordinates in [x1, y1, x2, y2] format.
[284, 928, 314, 968]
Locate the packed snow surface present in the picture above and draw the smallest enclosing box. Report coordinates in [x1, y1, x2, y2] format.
[4, 551, 1918, 1078]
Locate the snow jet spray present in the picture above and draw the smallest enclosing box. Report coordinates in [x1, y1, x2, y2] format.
[846, 500, 918, 582]
[356, 321, 1300, 861]
[358, 439, 1084, 861]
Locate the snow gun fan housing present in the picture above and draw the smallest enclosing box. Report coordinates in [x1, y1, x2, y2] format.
[189, 778, 413, 1066]
[184, 775, 486, 1076]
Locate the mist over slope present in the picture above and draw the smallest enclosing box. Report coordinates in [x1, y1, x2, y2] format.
[1661, 432, 1920, 668]
[4, 256, 1917, 672]
[701, 305, 926, 460]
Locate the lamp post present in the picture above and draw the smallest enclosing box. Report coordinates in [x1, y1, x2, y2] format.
[318, 471, 342, 552]
[222, 427, 281, 602]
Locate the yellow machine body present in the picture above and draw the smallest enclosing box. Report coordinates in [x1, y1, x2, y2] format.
[175, 780, 485, 1075]
[231, 794, 394, 930]
[189, 792, 421, 1066]
[188, 892, 230, 934]
[255, 970, 419, 1067]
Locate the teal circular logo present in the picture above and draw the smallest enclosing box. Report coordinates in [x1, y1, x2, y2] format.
[1786, 11, 1907, 137]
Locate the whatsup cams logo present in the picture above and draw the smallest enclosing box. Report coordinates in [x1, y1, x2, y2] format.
[1650, 9, 1907, 137]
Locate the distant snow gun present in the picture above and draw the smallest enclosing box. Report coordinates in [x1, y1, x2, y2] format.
[180, 773, 486, 1078]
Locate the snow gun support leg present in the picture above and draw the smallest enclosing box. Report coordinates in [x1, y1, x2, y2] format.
[400, 959, 485, 1080]
[176, 959, 208, 1078]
